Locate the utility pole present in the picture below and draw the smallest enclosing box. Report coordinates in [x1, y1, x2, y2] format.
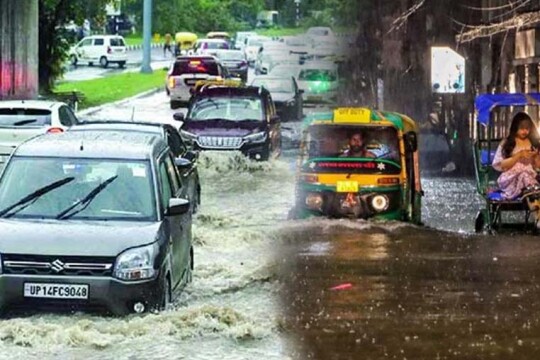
[140, 0, 152, 73]
[294, 0, 301, 27]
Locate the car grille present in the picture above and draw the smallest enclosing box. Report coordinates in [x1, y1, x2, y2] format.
[2, 254, 114, 277]
[197, 136, 244, 149]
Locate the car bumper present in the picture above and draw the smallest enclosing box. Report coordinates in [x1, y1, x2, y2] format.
[170, 87, 192, 102]
[193, 141, 268, 159]
[0, 273, 161, 315]
[106, 54, 128, 62]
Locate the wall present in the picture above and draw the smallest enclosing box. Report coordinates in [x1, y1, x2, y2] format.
[0, 0, 38, 100]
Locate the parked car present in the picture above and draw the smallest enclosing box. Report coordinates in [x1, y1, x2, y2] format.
[0, 131, 193, 315]
[69, 35, 127, 68]
[166, 56, 229, 109]
[251, 76, 303, 122]
[214, 50, 249, 82]
[69, 120, 201, 213]
[0, 100, 80, 170]
[175, 81, 281, 161]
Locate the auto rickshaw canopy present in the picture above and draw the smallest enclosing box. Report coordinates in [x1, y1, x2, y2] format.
[475, 93, 540, 126]
[174, 32, 198, 48]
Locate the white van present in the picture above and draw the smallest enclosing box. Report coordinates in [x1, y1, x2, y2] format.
[69, 35, 128, 68]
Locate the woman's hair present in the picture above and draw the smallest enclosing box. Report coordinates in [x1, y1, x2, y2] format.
[502, 112, 540, 158]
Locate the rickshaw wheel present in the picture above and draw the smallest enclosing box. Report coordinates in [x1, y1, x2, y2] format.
[475, 211, 485, 233]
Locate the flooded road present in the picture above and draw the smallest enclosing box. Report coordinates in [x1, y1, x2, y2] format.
[1, 90, 539, 359]
[276, 178, 540, 359]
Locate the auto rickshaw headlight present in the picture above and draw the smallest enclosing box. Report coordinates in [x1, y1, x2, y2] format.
[371, 195, 389, 212]
[305, 193, 323, 211]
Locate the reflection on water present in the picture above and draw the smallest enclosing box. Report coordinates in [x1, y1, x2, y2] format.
[277, 219, 540, 359]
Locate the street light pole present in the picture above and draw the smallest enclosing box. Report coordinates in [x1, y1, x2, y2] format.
[294, 0, 301, 27]
[140, 0, 152, 73]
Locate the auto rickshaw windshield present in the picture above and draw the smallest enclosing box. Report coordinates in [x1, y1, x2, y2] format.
[306, 125, 401, 165]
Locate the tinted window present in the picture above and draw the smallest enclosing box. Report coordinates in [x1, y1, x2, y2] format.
[80, 39, 92, 47]
[159, 162, 172, 212]
[164, 155, 180, 193]
[110, 38, 125, 46]
[0, 108, 52, 127]
[172, 59, 219, 76]
[206, 42, 229, 50]
[58, 106, 73, 127]
[94, 38, 104, 46]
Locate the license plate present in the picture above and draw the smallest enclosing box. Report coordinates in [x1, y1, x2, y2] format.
[24, 283, 89, 299]
[336, 181, 359, 193]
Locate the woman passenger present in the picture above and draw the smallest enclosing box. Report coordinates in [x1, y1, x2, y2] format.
[492, 112, 540, 199]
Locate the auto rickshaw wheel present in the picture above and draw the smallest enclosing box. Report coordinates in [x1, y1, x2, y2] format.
[474, 210, 485, 233]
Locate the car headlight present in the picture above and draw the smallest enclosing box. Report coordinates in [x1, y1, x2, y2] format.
[244, 131, 267, 143]
[371, 195, 389, 212]
[114, 243, 158, 281]
[305, 193, 323, 211]
[180, 129, 198, 144]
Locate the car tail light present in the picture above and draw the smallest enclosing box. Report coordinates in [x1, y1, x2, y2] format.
[47, 127, 64, 134]
[107, 46, 112, 54]
[168, 76, 176, 89]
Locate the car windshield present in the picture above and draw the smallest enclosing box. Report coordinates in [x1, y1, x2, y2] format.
[306, 125, 401, 165]
[189, 96, 263, 121]
[206, 41, 229, 49]
[0, 157, 156, 220]
[172, 59, 219, 75]
[252, 79, 293, 93]
[0, 109, 52, 127]
[299, 69, 337, 82]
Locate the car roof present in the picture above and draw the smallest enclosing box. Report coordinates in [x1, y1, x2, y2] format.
[0, 100, 67, 110]
[14, 131, 167, 160]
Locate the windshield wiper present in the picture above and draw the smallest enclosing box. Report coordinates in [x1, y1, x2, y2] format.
[0, 176, 75, 218]
[56, 175, 118, 220]
[12, 119, 38, 126]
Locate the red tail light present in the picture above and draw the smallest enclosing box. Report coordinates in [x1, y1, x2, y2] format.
[107, 46, 112, 54]
[47, 127, 64, 134]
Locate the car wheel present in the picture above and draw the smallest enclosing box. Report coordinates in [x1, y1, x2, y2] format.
[118, 61, 126, 69]
[88, 62, 94, 66]
[99, 56, 108, 68]
[70, 55, 78, 66]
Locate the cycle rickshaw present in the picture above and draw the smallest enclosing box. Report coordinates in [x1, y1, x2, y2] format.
[473, 93, 540, 232]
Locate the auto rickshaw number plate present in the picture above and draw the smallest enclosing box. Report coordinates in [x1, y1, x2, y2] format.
[334, 108, 371, 123]
[337, 181, 359, 193]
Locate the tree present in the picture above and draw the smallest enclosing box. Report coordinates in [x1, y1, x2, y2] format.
[38, 0, 111, 93]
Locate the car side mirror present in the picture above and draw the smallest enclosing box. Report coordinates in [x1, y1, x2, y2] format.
[167, 198, 190, 216]
[174, 157, 192, 169]
[404, 131, 418, 152]
[173, 112, 185, 121]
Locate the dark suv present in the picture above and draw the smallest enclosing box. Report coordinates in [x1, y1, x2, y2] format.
[175, 83, 281, 161]
[166, 56, 229, 109]
[0, 131, 193, 315]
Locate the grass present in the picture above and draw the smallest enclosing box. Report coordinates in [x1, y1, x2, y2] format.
[54, 69, 167, 109]
[255, 27, 307, 37]
[123, 34, 162, 46]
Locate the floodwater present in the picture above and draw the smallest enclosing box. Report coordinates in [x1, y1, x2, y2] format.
[276, 178, 540, 359]
[2, 90, 540, 359]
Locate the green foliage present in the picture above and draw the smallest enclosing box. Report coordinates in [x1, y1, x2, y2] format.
[38, 0, 111, 94]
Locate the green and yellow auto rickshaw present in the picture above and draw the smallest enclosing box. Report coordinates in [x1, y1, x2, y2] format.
[290, 107, 423, 223]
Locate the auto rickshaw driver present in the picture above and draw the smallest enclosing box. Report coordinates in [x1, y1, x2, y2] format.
[340, 131, 376, 158]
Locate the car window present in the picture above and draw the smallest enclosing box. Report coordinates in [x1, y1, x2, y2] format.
[164, 155, 180, 193]
[110, 38, 125, 46]
[189, 96, 264, 121]
[80, 39, 92, 47]
[171, 59, 219, 76]
[58, 106, 73, 127]
[167, 129, 187, 156]
[0, 108, 52, 127]
[0, 157, 156, 220]
[65, 106, 80, 125]
[158, 161, 173, 212]
[94, 38, 104, 46]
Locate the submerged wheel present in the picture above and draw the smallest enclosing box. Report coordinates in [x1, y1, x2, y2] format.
[475, 211, 485, 233]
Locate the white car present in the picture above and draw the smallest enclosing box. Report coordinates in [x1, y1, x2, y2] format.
[0, 101, 80, 169]
[69, 35, 127, 68]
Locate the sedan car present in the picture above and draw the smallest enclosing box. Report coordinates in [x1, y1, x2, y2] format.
[0, 131, 193, 315]
[69, 120, 201, 214]
[213, 50, 249, 82]
[251, 76, 303, 122]
[0, 100, 80, 170]
[297, 62, 339, 104]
